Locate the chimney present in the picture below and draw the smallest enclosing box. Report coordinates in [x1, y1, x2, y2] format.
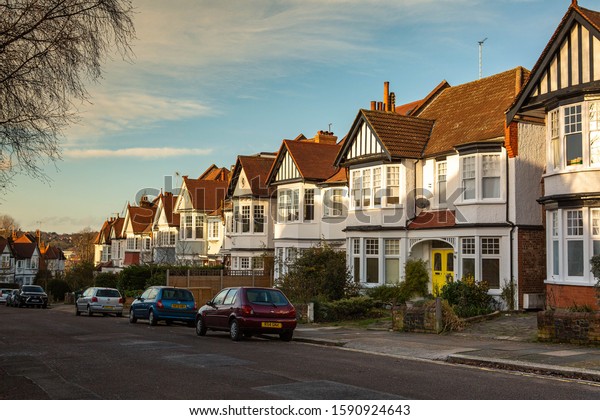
[370, 101, 376, 111]
[314, 130, 338, 145]
[515, 66, 523, 95]
[384, 81, 390, 111]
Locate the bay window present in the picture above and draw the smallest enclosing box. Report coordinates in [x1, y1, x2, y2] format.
[254, 205, 265, 233]
[566, 210, 584, 277]
[365, 239, 379, 283]
[350, 165, 401, 209]
[386, 166, 400, 205]
[352, 238, 361, 283]
[304, 189, 315, 221]
[324, 188, 345, 217]
[481, 238, 500, 289]
[437, 161, 447, 206]
[384, 239, 400, 284]
[461, 237, 475, 278]
[460, 152, 503, 201]
[462, 156, 476, 200]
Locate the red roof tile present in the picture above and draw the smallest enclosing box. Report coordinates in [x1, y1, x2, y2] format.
[408, 210, 456, 230]
[182, 178, 228, 212]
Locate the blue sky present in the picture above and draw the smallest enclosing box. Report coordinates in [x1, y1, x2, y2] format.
[0, 0, 583, 233]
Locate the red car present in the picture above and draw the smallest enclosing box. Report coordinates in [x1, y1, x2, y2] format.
[195, 287, 296, 341]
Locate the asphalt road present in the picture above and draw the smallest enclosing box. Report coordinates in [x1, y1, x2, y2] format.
[1, 304, 600, 400]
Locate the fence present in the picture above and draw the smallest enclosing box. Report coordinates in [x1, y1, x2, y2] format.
[166, 269, 273, 305]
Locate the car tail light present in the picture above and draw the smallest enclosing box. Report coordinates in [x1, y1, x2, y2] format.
[118, 298, 124, 304]
[157, 300, 164, 309]
[91, 297, 98, 303]
[289, 307, 296, 318]
[241, 305, 254, 316]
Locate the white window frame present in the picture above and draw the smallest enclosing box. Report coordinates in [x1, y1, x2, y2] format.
[350, 165, 401, 210]
[460, 153, 504, 203]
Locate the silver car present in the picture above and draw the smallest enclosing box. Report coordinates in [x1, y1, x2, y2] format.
[75, 287, 124, 317]
[0, 288, 13, 305]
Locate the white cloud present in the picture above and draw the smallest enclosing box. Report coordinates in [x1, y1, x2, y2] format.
[63, 147, 213, 159]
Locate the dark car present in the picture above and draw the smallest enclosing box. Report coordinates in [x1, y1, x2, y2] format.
[129, 286, 196, 326]
[14, 285, 48, 308]
[195, 287, 296, 341]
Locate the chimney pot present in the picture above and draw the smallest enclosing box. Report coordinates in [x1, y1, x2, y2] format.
[370, 101, 376, 111]
[384, 81, 390, 111]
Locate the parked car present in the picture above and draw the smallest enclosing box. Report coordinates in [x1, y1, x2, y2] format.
[196, 287, 297, 341]
[14, 285, 48, 308]
[75, 287, 124, 317]
[0, 288, 13, 305]
[6, 289, 18, 307]
[129, 286, 196, 326]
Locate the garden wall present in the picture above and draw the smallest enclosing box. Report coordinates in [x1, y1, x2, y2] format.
[538, 310, 600, 344]
[392, 300, 442, 334]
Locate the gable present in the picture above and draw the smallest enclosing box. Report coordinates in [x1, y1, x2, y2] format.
[344, 120, 386, 162]
[275, 149, 301, 183]
[508, 4, 600, 122]
[233, 168, 253, 197]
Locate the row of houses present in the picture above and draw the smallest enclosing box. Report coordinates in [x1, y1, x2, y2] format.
[0, 232, 66, 285]
[94, 2, 600, 310]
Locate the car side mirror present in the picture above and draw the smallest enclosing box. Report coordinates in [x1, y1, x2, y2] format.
[207, 300, 214, 307]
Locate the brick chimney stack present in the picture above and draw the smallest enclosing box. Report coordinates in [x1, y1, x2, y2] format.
[314, 130, 338, 144]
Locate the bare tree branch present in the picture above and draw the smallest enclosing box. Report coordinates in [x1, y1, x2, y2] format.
[0, 0, 135, 189]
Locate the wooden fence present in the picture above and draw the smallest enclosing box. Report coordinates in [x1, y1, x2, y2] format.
[166, 269, 273, 305]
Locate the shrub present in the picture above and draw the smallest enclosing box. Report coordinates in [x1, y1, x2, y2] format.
[94, 272, 118, 289]
[591, 255, 600, 306]
[367, 284, 406, 306]
[46, 279, 71, 302]
[314, 296, 375, 322]
[402, 259, 429, 299]
[278, 243, 358, 303]
[440, 275, 495, 318]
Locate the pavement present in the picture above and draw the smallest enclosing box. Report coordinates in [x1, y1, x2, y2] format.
[49, 304, 600, 382]
[294, 312, 600, 383]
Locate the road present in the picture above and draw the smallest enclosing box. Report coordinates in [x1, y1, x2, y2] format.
[1, 304, 600, 400]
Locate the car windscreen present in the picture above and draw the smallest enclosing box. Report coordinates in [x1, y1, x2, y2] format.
[97, 289, 121, 298]
[245, 289, 289, 306]
[22, 286, 44, 293]
[161, 288, 193, 301]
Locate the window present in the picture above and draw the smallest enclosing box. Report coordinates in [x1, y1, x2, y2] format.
[386, 166, 400, 205]
[209, 221, 219, 239]
[551, 211, 560, 276]
[565, 104, 583, 166]
[550, 109, 560, 169]
[324, 189, 344, 217]
[384, 239, 400, 284]
[195, 215, 203, 239]
[353, 239, 361, 283]
[240, 257, 250, 270]
[462, 156, 476, 200]
[254, 205, 265, 233]
[373, 168, 382, 206]
[252, 257, 264, 270]
[185, 215, 192, 239]
[126, 237, 139, 250]
[461, 237, 475, 278]
[593, 209, 600, 256]
[352, 172, 361, 207]
[481, 237, 500, 289]
[362, 169, 371, 207]
[566, 210, 584, 277]
[278, 189, 299, 222]
[144, 237, 151, 251]
[437, 161, 447, 206]
[482, 155, 501, 198]
[590, 102, 600, 166]
[365, 239, 379, 283]
[241, 205, 250, 233]
[304, 189, 315, 221]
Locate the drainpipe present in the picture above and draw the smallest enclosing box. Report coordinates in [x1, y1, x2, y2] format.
[506, 148, 516, 309]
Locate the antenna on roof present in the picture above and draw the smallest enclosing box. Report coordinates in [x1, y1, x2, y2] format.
[478, 38, 488, 79]
[328, 123, 332, 132]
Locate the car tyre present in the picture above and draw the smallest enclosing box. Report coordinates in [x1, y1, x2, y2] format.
[117, 312, 123, 317]
[87, 306, 93, 317]
[75, 305, 80, 316]
[279, 330, 294, 342]
[148, 310, 157, 326]
[229, 319, 242, 341]
[128, 309, 137, 324]
[195, 316, 207, 336]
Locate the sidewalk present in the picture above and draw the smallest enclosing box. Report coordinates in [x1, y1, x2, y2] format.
[294, 312, 600, 382]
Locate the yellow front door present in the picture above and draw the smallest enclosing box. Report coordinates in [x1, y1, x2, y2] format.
[431, 249, 454, 296]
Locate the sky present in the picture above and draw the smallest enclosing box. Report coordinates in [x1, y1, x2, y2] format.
[0, 0, 584, 233]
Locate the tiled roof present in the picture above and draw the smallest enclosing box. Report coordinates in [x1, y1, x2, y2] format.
[127, 205, 156, 234]
[110, 217, 125, 239]
[408, 210, 456, 230]
[238, 155, 276, 196]
[361, 110, 434, 159]
[321, 167, 348, 185]
[182, 178, 228, 212]
[283, 140, 341, 181]
[11, 242, 37, 259]
[199, 165, 230, 181]
[43, 245, 65, 260]
[416, 67, 527, 156]
[158, 192, 180, 227]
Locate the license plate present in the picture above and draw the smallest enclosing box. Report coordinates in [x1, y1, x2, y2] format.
[171, 304, 187, 309]
[261, 322, 282, 328]
[103, 306, 114, 310]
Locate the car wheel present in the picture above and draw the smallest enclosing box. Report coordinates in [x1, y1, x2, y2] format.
[128, 309, 137, 324]
[87, 306, 93, 317]
[116, 312, 123, 317]
[229, 319, 242, 341]
[279, 330, 294, 342]
[195, 316, 207, 336]
[42, 304, 47, 309]
[75, 306, 80, 316]
[148, 310, 157, 326]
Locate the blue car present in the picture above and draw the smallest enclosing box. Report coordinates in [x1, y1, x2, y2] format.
[129, 286, 196, 326]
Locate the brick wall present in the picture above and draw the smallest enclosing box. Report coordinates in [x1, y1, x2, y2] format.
[517, 227, 546, 308]
[538, 310, 600, 344]
[546, 283, 599, 311]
